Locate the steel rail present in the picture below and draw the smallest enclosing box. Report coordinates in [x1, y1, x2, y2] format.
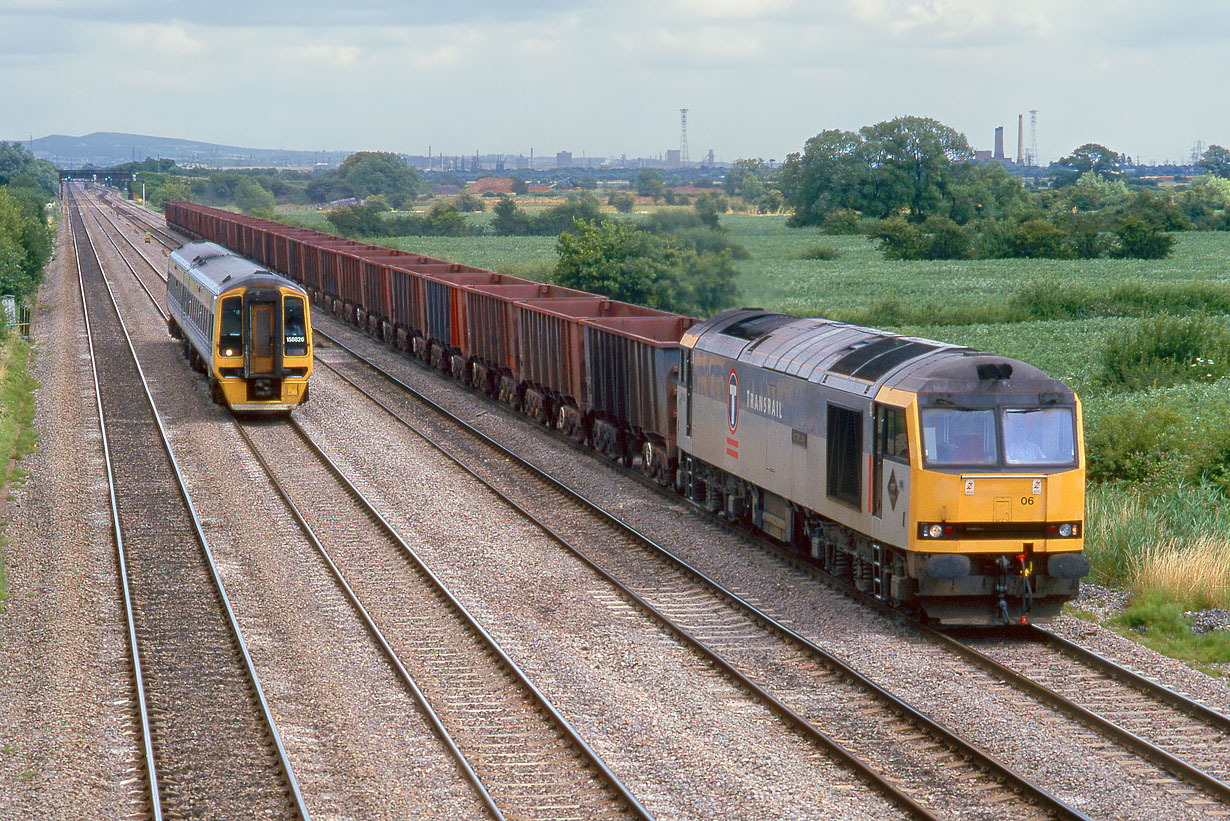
[231, 421, 506, 820]
[70, 187, 311, 818]
[282, 416, 655, 820]
[1027, 625, 1230, 734]
[314, 335, 1093, 820]
[929, 626, 1230, 804]
[67, 190, 163, 820]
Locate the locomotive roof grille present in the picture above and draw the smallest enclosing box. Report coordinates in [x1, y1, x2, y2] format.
[830, 337, 940, 380]
[720, 312, 795, 341]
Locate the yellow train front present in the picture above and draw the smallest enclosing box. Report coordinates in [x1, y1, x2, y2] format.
[167, 241, 312, 412]
[676, 310, 1088, 626]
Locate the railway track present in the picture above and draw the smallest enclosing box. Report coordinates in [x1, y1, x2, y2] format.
[80, 184, 647, 820]
[95, 187, 1230, 817]
[309, 332, 1086, 820]
[938, 625, 1230, 805]
[67, 187, 307, 819]
[237, 417, 650, 820]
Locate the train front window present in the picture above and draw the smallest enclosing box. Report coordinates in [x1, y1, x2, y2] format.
[284, 296, 307, 357]
[218, 297, 242, 356]
[1004, 407, 1076, 466]
[922, 408, 998, 465]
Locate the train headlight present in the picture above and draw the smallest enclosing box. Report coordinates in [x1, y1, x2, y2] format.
[926, 524, 943, 539]
[224, 348, 235, 357]
[1058, 523, 1073, 538]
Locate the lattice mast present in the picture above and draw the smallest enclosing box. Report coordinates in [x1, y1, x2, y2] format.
[1027, 110, 1039, 167]
[679, 108, 689, 166]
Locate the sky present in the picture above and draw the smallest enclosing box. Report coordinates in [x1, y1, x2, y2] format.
[2, 0, 1228, 166]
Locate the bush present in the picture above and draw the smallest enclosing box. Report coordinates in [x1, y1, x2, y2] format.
[789, 244, 842, 261]
[1009, 218, 1073, 258]
[819, 209, 864, 234]
[1099, 313, 1230, 390]
[870, 217, 928, 260]
[1086, 405, 1188, 483]
[1111, 217, 1176, 259]
[870, 216, 968, 260]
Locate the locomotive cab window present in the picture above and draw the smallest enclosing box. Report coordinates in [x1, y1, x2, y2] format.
[218, 296, 243, 356]
[284, 296, 308, 357]
[1004, 407, 1076, 466]
[826, 404, 862, 508]
[922, 408, 997, 466]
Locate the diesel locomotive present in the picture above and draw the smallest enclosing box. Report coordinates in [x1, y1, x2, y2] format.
[167, 241, 313, 412]
[164, 202, 1088, 624]
[677, 310, 1087, 625]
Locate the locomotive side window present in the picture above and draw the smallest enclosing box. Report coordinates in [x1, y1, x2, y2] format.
[218, 296, 243, 356]
[826, 404, 862, 508]
[880, 406, 909, 463]
[1003, 407, 1076, 465]
[284, 296, 308, 356]
[922, 408, 997, 465]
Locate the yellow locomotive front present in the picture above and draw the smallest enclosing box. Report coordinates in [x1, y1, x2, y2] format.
[211, 284, 313, 411]
[890, 364, 1088, 624]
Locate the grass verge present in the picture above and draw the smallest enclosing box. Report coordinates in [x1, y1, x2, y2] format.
[0, 333, 38, 611]
[1110, 594, 1230, 677]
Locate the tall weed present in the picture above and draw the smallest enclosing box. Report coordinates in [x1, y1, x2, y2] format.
[1099, 313, 1230, 390]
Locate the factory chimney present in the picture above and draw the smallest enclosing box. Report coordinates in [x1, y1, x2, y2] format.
[1016, 115, 1025, 165]
[994, 126, 1005, 160]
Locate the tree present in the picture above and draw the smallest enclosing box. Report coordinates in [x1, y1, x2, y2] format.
[608, 190, 636, 213]
[234, 178, 276, 217]
[1050, 143, 1124, 186]
[491, 196, 534, 235]
[455, 192, 485, 212]
[947, 162, 1029, 224]
[724, 158, 770, 198]
[325, 204, 385, 237]
[857, 116, 974, 220]
[778, 129, 864, 226]
[756, 189, 785, 214]
[0, 141, 58, 197]
[1178, 175, 1230, 227]
[1197, 145, 1230, 179]
[421, 201, 468, 236]
[337, 151, 428, 201]
[150, 181, 190, 210]
[1063, 171, 1130, 212]
[509, 175, 529, 195]
[0, 188, 51, 297]
[635, 168, 664, 199]
[554, 219, 738, 316]
[693, 192, 729, 229]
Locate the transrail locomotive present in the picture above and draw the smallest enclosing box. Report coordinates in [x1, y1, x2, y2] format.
[165, 202, 1088, 624]
[167, 241, 313, 412]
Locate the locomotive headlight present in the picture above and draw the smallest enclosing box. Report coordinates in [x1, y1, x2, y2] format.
[1058, 523, 1073, 538]
[926, 524, 943, 539]
[224, 348, 235, 357]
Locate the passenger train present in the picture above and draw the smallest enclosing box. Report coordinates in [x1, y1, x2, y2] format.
[165, 202, 1088, 624]
[167, 241, 313, 412]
